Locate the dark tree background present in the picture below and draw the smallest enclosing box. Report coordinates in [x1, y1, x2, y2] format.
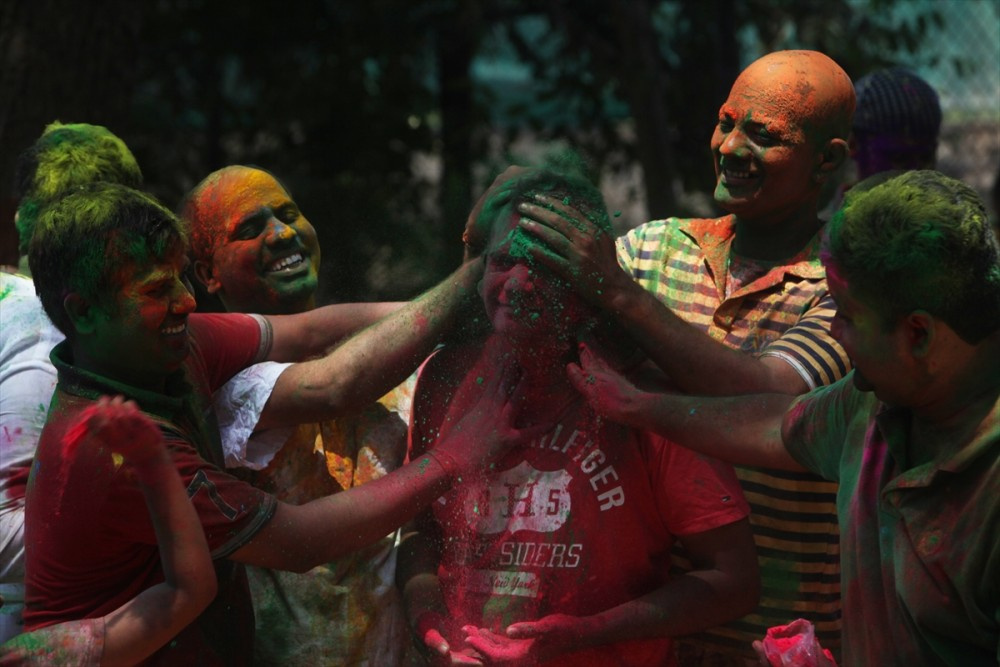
[0, 0, 961, 302]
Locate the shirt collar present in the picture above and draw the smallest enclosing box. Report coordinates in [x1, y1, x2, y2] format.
[678, 215, 827, 281]
[51, 341, 188, 423]
[875, 397, 1000, 488]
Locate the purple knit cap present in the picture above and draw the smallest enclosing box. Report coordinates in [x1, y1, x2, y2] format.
[853, 67, 942, 143]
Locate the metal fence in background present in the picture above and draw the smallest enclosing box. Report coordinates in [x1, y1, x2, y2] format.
[916, 0, 1000, 213]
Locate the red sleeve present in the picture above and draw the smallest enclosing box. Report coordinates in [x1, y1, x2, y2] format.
[187, 313, 264, 392]
[169, 434, 277, 557]
[24, 400, 276, 632]
[642, 432, 750, 536]
[103, 433, 277, 557]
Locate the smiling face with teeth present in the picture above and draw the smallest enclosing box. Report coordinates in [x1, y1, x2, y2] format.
[710, 51, 854, 236]
[191, 166, 321, 315]
[80, 245, 197, 390]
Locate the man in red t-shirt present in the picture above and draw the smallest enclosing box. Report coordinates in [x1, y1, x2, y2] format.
[398, 160, 759, 666]
[23, 183, 539, 665]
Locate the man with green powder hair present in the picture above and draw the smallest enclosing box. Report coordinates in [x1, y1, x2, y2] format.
[12, 121, 143, 274]
[21, 182, 543, 665]
[1, 120, 143, 644]
[567, 170, 1000, 665]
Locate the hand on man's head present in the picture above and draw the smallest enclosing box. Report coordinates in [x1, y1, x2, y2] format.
[463, 166, 532, 262]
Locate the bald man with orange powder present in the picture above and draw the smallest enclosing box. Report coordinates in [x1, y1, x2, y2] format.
[518, 51, 856, 665]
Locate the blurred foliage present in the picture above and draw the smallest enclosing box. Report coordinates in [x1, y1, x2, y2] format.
[1, 0, 956, 300]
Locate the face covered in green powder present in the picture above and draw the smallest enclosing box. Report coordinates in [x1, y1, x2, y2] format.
[195, 167, 321, 315]
[480, 194, 593, 350]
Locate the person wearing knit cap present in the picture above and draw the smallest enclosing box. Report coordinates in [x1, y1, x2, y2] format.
[851, 67, 942, 180]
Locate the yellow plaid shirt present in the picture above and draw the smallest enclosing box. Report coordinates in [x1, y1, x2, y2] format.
[617, 215, 850, 661]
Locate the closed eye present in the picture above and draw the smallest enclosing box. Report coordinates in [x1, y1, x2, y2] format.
[143, 280, 173, 299]
[233, 214, 268, 241]
[748, 124, 779, 145]
[276, 204, 300, 224]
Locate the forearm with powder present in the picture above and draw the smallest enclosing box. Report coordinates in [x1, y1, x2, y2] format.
[607, 282, 809, 395]
[265, 301, 406, 361]
[618, 389, 801, 470]
[99, 450, 217, 667]
[256, 259, 483, 429]
[132, 451, 215, 604]
[568, 344, 800, 470]
[231, 431, 486, 572]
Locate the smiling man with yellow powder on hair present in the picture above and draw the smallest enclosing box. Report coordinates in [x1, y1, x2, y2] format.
[181, 165, 418, 665]
[517, 51, 856, 664]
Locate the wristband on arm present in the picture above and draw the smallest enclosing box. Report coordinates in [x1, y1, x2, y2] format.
[424, 449, 462, 483]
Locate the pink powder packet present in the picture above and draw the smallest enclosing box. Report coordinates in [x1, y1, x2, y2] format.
[761, 619, 837, 667]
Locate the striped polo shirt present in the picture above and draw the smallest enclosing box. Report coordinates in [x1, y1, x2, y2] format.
[617, 215, 851, 660]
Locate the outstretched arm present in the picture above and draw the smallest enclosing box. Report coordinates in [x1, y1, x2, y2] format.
[264, 301, 404, 362]
[463, 519, 759, 663]
[254, 260, 482, 430]
[517, 197, 811, 395]
[267, 166, 525, 366]
[567, 342, 804, 471]
[230, 362, 549, 573]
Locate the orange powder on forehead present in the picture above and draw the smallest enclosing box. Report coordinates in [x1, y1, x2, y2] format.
[187, 166, 277, 260]
[730, 50, 855, 142]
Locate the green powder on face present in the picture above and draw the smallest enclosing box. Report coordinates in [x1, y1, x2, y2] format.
[500, 226, 543, 264]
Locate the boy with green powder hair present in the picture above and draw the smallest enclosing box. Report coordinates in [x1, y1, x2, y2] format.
[28, 182, 183, 339]
[22, 182, 542, 665]
[1, 120, 142, 645]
